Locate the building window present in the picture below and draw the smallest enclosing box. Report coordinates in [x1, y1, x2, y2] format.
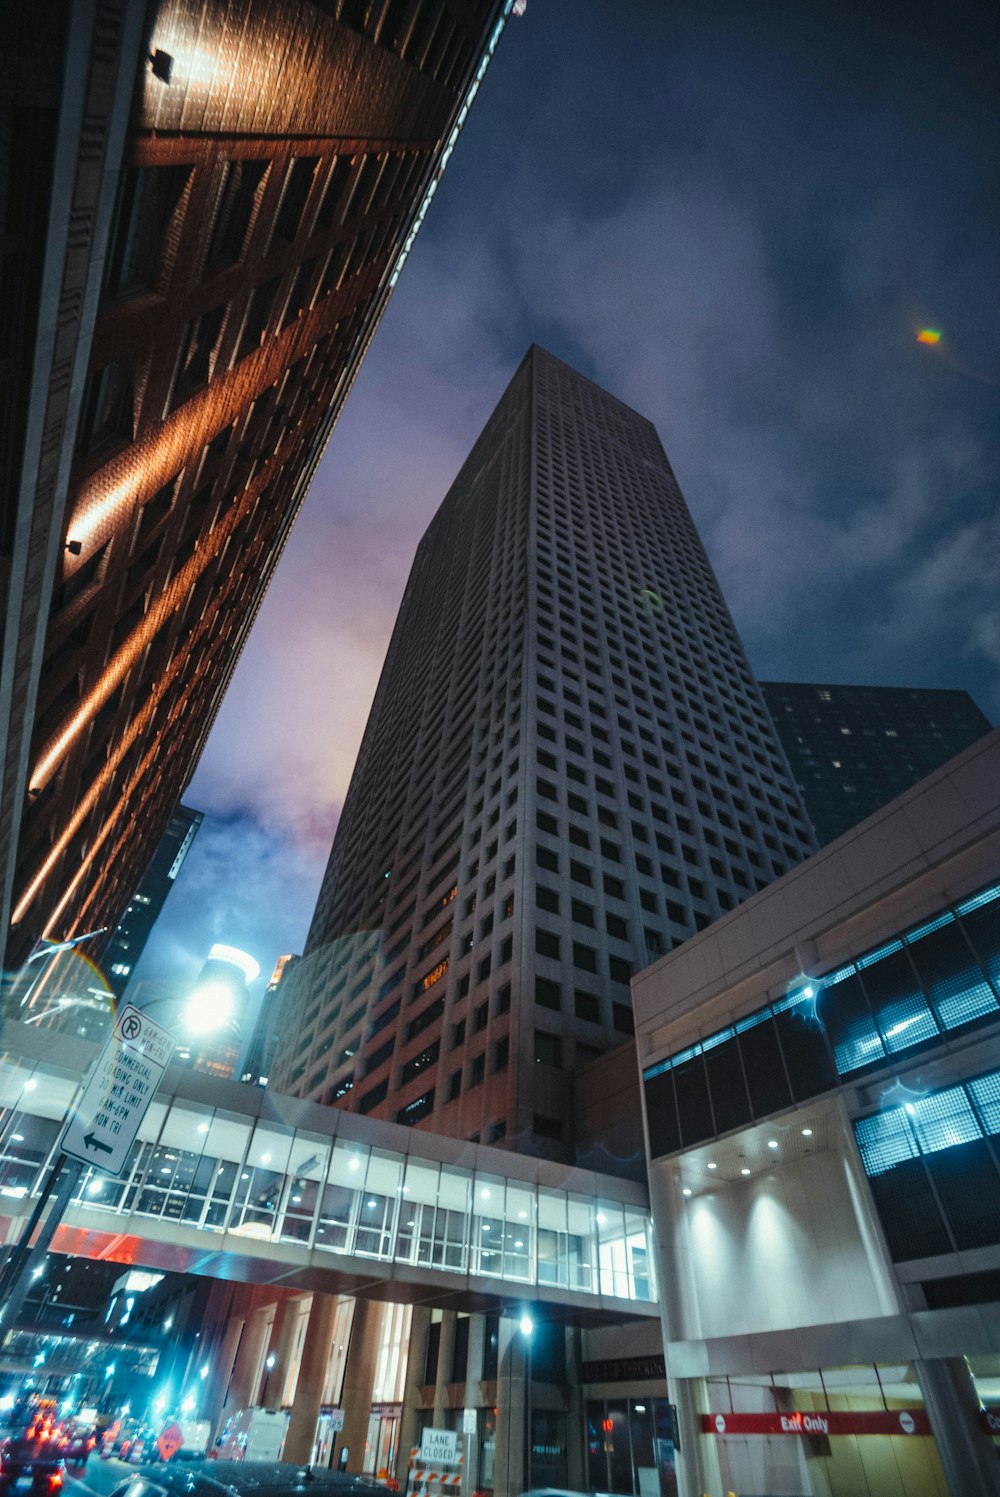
[400, 1041, 439, 1086]
[535, 977, 561, 1011]
[573, 943, 597, 973]
[612, 1002, 635, 1034]
[397, 1088, 435, 1126]
[534, 1031, 562, 1067]
[207, 158, 269, 269]
[574, 989, 600, 1023]
[103, 164, 189, 300]
[272, 156, 320, 246]
[535, 929, 560, 960]
[171, 304, 226, 407]
[76, 357, 134, 456]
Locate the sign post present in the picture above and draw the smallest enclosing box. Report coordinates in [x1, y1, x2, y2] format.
[0, 1005, 175, 1335]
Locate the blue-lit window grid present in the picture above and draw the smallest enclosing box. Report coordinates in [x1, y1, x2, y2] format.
[643, 880, 1000, 1159]
[852, 1064, 1000, 1262]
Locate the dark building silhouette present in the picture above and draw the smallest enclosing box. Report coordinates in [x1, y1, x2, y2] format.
[240, 951, 299, 1085]
[2, 0, 513, 966]
[761, 680, 993, 845]
[270, 347, 817, 1156]
[104, 802, 202, 999]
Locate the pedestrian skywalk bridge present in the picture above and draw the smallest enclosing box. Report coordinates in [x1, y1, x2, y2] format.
[0, 1019, 656, 1323]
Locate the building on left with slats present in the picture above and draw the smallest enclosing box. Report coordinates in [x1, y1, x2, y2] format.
[0, 0, 513, 970]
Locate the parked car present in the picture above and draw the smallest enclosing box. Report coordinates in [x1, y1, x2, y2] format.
[109, 1462, 385, 1497]
[0, 1437, 66, 1494]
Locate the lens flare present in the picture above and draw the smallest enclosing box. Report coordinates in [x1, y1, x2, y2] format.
[916, 328, 942, 345]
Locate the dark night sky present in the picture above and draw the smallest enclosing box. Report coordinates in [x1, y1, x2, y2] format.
[131, 0, 1000, 1009]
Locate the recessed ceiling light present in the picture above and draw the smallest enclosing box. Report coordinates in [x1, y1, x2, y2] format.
[707, 1162, 717, 1170]
[767, 1140, 779, 1149]
[681, 1188, 692, 1197]
[801, 1127, 813, 1137]
[740, 1167, 750, 1176]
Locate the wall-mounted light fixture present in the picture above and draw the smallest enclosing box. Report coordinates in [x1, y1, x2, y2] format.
[148, 49, 174, 84]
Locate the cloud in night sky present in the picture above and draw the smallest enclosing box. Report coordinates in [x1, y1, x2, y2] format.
[134, 0, 1000, 995]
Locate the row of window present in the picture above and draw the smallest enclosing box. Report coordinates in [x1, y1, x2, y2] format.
[855, 1065, 1000, 1261]
[643, 880, 1000, 1158]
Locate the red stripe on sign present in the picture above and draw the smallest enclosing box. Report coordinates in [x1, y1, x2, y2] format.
[701, 1409, 932, 1437]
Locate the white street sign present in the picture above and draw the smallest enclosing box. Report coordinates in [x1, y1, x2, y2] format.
[462, 1409, 477, 1435]
[60, 1004, 175, 1175]
[329, 1409, 345, 1432]
[419, 1430, 459, 1465]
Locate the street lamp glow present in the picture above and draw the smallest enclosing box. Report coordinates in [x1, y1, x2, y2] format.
[182, 979, 235, 1035]
[519, 1315, 533, 1337]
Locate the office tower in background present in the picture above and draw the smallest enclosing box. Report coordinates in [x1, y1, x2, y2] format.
[103, 802, 203, 999]
[762, 681, 992, 846]
[2, 0, 512, 966]
[270, 346, 817, 1156]
[240, 952, 300, 1086]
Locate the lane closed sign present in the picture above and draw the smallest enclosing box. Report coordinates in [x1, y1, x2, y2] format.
[419, 1429, 458, 1465]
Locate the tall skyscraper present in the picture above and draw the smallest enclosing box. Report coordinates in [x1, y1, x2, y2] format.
[761, 680, 992, 845]
[103, 802, 203, 999]
[270, 347, 818, 1156]
[240, 951, 300, 1085]
[2, 0, 513, 966]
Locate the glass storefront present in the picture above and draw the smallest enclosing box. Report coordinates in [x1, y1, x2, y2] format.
[586, 1397, 673, 1496]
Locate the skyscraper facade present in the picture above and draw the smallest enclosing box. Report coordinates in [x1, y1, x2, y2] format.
[270, 347, 818, 1156]
[762, 680, 992, 845]
[104, 802, 203, 998]
[3, 0, 512, 966]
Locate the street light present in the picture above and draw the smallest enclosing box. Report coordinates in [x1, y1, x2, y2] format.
[261, 1354, 276, 1407]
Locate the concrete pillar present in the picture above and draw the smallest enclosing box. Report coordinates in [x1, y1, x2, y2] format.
[225, 1303, 272, 1415]
[493, 1319, 528, 1497]
[462, 1316, 486, 1497]
[268, 1293, 310, 1408]
[672, 1379, 723, 1497]
[396, 1307, 432, 1488]
[433, 1311, 457, 1425]
[564, 1326, 586, 1492]
[915, 1356, 1000, 1496]
[205, 1317, 245, 1435]
[284, 1292, 341, 1464]
[333, 1297, 381, 1474]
